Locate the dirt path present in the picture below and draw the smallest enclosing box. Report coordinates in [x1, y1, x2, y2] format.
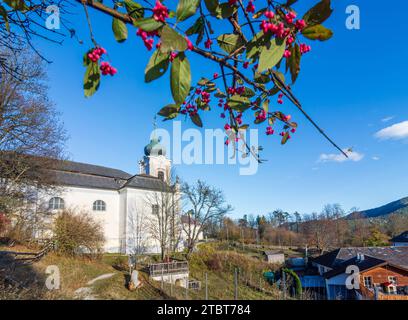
[74, 273, 116, 300]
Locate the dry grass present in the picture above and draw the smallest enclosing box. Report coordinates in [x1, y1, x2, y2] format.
[1, 242, 285, 300]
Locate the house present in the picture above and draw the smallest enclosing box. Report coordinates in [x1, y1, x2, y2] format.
[263, 251, 285, 264]
[21, 133, 193, 254]
[391, 231, 408, 247]
[310, 247, 408, 300]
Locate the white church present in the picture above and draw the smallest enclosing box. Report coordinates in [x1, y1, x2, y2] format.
[39, 135, 201, 254]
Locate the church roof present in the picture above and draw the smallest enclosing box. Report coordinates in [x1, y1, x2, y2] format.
[144, 137, 166, 157]
[52, 159, 170, 191]
[56, 160, 132, 180]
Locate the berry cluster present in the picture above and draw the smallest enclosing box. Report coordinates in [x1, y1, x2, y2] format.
[259, 9, 311, 60]
[266, 126, 274, 135]
[227, 86, 246, 95]
[181, 103, 198, 116]
[152, 1, 169, 23]
[137, 29, 158, 51]
[246, 1, 255, 13]
[204, 39, 212, 49]
[87, 47, 107, 63]
[169, 52, 178, 62]
[300, 43, 311, 54]
[100, 61, 117, 76]
[256, 110, 267, 121]
[186, 37, 194, 50]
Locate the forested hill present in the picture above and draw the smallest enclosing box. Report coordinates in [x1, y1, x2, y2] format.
[347, 197, 408, 219]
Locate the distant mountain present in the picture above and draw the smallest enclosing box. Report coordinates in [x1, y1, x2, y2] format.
[347, 197, 408, 219]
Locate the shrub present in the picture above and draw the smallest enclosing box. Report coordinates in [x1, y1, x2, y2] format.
[53, 209, 104, 256]
[0, 213, 10, 236]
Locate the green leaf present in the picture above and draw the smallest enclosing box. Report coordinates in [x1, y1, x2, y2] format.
[145, 49, 170, 83]
[84, 62, 100, 98]
[301, 24, 333, 41]
[246, 31, 268, 61]
[303, 0, 333, 26]
[124, 0, 144, 19]
[190, 113, 203, 127]
[158, 104, 180, 118]
[112, 18, 128, 42]
[241, 87, 255, 98]
[83, 51, 91, 67]
[186, 16, 204, 35]
[228, 95, 251, 112]
[197, 77, 209, 86]
[204, 0, 219, 15]
[271, 70, 286, 89]
[258, 37, 286, 73]
[185, 17, 205, 45]
[254, 72, 270, 84]
[288, 43, 301, 83]
[0, 5, 10, 32]
[160, 25, 188, 52]
[176, 0, 200, 22]
[4, 0, 25, 11]
[170, 52, 191, 104]
[216, 3, 237, 19]
[285, 0, 298, 6]
[214, 89, 227, 98]
[217, 33, 245, 54]
[133, 17, 163, 31]
[281, 132, 290, 145]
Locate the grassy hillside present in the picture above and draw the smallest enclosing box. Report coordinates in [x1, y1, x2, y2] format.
[1, 242, 284, 300]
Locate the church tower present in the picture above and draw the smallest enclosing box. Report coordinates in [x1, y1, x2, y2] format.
[139, 126, 171, 182]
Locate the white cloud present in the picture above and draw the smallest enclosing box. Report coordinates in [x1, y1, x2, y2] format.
[375, 121, 408, 140]
[381, 116, 394, 123]
[318, 149, 364, 163]
[372, 156, 380, 161]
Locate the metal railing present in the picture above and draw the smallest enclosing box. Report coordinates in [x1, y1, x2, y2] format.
[149, 261, 189, 277]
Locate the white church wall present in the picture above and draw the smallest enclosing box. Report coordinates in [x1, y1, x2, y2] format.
[124, 188, 163, 255]
[41, 186, 122, 252]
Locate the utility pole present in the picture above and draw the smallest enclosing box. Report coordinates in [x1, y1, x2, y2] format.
[282, 271, 286, 300]
[234, 268, 238, 300]
[205, 273, 208, 300]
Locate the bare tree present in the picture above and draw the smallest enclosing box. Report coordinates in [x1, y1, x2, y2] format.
[301, 212, 335, 253]
[181, 180, 232, 257]
[127, 206, 148, 258]
[145, 177, 181, 261]
[0, 46, 66, 238]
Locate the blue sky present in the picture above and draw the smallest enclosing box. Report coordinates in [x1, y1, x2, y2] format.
[36, 0, 408, 218]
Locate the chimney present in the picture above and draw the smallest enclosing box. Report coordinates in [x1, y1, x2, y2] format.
[356, 253, 365, 262]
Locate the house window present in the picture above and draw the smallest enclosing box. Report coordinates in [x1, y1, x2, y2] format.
[157, 171, 164, 181]
[388, 276, 397, 285]
[49, 197, 65, 210]
[93, 200, 106, 211]
[363, 276, 373, 289]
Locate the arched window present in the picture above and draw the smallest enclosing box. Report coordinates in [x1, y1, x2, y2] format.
[49, 197, 65, 210]
[93, 200, 106, 211]
[157, 171, 164, 181]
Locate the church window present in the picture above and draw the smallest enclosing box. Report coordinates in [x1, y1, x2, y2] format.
[49, 197, 65, 210]
[93, 200, 106, 211]
[158, 171, 164, 181]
